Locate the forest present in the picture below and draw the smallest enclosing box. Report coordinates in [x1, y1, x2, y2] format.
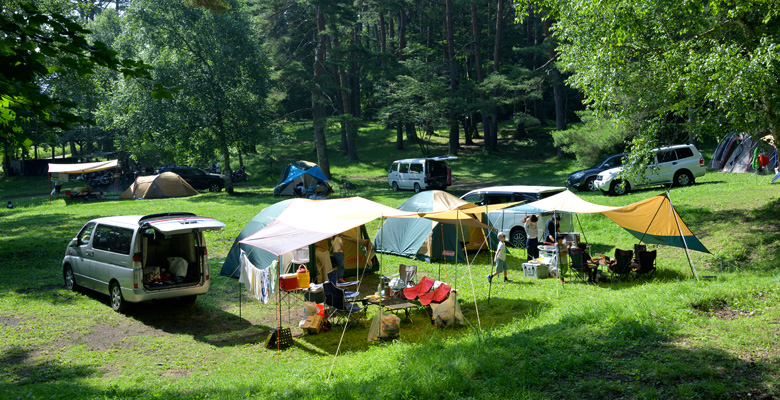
[2, 0, 779, 189]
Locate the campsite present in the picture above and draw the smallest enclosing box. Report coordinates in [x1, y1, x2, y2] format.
[2, 124, 780, 399]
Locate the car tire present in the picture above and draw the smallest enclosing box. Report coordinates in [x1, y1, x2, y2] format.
[391, 181, 399, 191]
[63, 265, 76, 291]
[609, 180, 629, 196]
[414, 183, 421, 193]
[110, 281, 127, 312]
[585, 177, 598, 192]
[509, 228, 527, 248]
[673, 170, 694, 187]
[208, 182, 222, 192]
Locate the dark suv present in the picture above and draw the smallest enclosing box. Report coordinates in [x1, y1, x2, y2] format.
[567, 153, 624, 192]
[158, 166, 225, 192]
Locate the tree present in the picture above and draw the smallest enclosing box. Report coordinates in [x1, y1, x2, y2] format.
[107, 0, 269, 193]
[519, 0, 780, 153]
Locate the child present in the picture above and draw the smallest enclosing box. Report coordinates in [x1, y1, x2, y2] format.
[488, 232, 511, 283]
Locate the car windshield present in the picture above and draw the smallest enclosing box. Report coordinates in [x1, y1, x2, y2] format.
[593, 155, 622, 169]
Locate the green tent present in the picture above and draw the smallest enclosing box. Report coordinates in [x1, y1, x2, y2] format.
[373, 191, 487, 262]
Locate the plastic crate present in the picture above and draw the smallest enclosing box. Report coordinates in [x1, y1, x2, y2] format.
[523, 263, 550, 279]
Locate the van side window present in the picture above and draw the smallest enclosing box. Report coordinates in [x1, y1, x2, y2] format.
[462, 193, 485, 205]
[514, 193, 538, 202]
[389, 162, 399, 172]
[399, 163, 409, 173]
[487, 195, 512, 204]
[410, 163, 423, 173]
[78, 222, 96, 245]
[675, 147, 694, 159]
[93, 225, 134, 255]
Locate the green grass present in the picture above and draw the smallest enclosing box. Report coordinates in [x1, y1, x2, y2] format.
[2, 124, 780, 399]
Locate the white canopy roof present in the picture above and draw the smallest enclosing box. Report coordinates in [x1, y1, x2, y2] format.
[48, 160, 118, 174]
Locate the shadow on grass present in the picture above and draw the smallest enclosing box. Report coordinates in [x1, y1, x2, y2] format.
[4, 309, 774, 399]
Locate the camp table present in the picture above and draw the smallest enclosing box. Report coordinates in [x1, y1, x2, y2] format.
[363, 297, 419, 322]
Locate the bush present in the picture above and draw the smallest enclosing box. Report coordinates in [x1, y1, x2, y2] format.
[552, 111, 630, 166]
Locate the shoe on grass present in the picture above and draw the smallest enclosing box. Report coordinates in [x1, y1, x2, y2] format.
[487, 274, 493, 283]
[504, 278, 512, 283]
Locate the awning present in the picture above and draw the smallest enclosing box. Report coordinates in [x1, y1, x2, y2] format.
[48, 160, 119, 174]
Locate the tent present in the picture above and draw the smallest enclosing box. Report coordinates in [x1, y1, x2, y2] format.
[48, 160, 120, 198]
[273, 160, 332, 196]
[712, 133, 777, 173]
[373, 190, 488, 262]
[119, 172, 198, 199]
[219, 199, 380, 280]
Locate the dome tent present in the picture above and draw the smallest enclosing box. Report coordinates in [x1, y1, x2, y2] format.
[119, 172, 198, 199]
[273, 160, 332, 196]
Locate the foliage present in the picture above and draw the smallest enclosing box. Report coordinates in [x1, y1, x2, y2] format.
[519, 0, 780, 164]
[103, 0, 270, 171]
[552, 110, 629, 166]
[0, 1, 163, 145]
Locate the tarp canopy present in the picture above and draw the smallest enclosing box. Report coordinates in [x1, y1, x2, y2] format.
[119, 172, 198, 199]
[48, 159, 118, 174]
[373, 190, 493, 262]
[240, 197, 412, 256]
[273, 160, 332, 196]
[516, 190, 709, 254]
[602, 195, 709, 253]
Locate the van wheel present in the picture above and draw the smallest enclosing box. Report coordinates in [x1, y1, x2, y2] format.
[208, 183, 222, 192]
[510, 228, 527, 248]
[673, 170, 694, 187]
[110, 281, 127, 312]
[414, 183, 421, 193]
[609, 180, 629, 196]
[392, 182, 399, 191]
[63, 265, 76, 291]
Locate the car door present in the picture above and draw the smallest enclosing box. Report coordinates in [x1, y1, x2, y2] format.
[69, 222, 97, 289]
[387, 161, 400, 187]
[398, 162, 411, 189]
[408, 162, 424, 189]
[650, 150, 678, 184]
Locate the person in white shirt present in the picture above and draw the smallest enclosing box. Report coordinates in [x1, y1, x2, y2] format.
[523, 214, 539, 261]
[487, 232, 511, 283]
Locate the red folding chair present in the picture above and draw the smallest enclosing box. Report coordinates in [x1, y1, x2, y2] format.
[418, 283, 451, 306]
[403, 276, 435, 300]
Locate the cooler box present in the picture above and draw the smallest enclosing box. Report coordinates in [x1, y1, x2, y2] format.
[523, 263, 549, 279]
[280, 273, 299, 291]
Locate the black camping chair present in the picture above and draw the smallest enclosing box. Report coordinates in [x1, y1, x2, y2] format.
[608, 248, 634, 282]
[633, 250, 657, 280]
[568, 248, 591, 284]
[322, 281, 365, 326]
[327, 270, 359, 297]
[633, 244, 647, 264]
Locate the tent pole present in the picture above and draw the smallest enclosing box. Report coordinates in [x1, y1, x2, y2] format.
[638, 193, 666, 245]
[666, 192, 699, 281]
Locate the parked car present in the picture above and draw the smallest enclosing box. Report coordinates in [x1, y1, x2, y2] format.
[62, 213, 225, 312]
[460, 185, 572, 247]
[158, 166, 225, 192]
[567, 153, 624, 192]
[387, 156, 456, 193]
[593, 144, 706, 196]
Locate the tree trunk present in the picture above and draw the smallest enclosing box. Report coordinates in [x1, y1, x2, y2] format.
[405, 123, 418, 143]
[471, 2, 491, 151]
[445, 0, 459, 155]
[396, 123, 404, 150]
[544, 19, 567, 132]
[398, 10, 407, 61]
[216, 109, 234, 194]
[312, 5, 331, 178]
[490, 0, 505, 151]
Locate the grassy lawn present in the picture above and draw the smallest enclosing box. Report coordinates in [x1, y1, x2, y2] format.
[2, 124, 780, 399]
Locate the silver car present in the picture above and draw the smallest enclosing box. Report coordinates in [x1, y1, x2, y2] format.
[62, 213, 225, 312]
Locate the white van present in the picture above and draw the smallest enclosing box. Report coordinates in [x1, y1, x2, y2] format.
[387, 156, 457, 192]
[460, 185, 572, 247]
[62, 213, 225, 312]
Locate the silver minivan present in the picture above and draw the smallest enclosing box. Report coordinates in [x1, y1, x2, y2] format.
[62, 213, 225, 312]
[387, 156, 457, 192]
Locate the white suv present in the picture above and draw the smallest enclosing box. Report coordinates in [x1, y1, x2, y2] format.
[62, 213, 225, 312]
[593, 144, 706, 196]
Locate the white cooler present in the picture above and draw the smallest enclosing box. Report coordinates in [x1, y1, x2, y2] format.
[523, 262, 550, 279]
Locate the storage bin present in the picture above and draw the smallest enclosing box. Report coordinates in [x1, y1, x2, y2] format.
[523, 263, 550, 279]
[280, 273, 299, 291]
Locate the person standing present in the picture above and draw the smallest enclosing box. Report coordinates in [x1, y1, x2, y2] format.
[543, 214, 560, 244]
[331, 234, 345, 283]
[523, 214, 539, 261]
[487, 232, 512, 283]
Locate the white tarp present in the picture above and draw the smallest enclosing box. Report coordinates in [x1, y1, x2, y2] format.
[47, 160, 118, 174]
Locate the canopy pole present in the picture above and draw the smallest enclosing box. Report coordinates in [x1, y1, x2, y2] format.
[637, 192, 666, 245]
[458, 212, 481, 329]
[487, 208, 505, 305]
[666, 192, 699, 281]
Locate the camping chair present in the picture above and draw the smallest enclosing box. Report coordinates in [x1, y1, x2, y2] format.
[327, 270, 359, 290]
[389, 264, 418, 287]
[403, 276, 435, 300]
[322, 281, 365, 326]
[633, 244, 647, 264]
[567, 247, 591, 284]
[418, 283, 451, 306]
[632, 250, 657, 280]
[608, 248, 634, 282]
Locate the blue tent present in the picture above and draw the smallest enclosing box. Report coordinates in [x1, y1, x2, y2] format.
[273, 160, 332, 196]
